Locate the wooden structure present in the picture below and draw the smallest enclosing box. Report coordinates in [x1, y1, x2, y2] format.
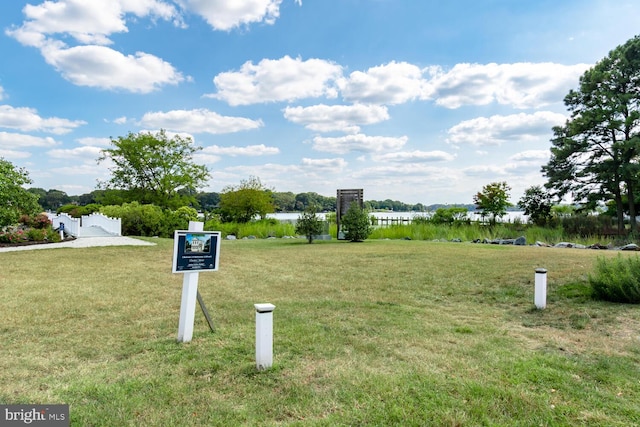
[336, 189, 364, 239]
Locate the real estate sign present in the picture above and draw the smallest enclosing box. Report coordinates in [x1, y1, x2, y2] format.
[172, 230, 221, 273]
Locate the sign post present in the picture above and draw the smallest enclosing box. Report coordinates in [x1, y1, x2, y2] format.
[173, 222, 221, 342]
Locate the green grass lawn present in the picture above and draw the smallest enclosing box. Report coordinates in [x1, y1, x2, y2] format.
[1, 238, 639, 426]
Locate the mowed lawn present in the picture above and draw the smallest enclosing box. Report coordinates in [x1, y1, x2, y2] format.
[1, 238, 639, 426]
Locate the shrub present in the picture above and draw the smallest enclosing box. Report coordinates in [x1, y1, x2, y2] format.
[589, 255, 640, 303]
[0, 228, 28, 244]
[19, 213, 52, 229]
[295, 206, 325, 243]
[341, 202, 372, 242]
[100, 202, 165, 237]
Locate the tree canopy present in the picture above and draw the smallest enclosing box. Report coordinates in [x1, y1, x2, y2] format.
[98, 130, 210, 209]
[219, 176, 275, 223]
[473, 181, 512, 225]
[542, 35, 640, 233]
[0, 158, 41, 227]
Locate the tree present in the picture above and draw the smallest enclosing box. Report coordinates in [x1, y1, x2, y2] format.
[473, 181, 512, 225]
[219, 176, 274, 223]
[0, 158, 41, 227]
[341, 201, 372, 242]
[98, 130, 210, 209]
[518, 186, 554, 226]
[273, 191, 296, 212]
[542, 35, 640, 234]
[295, 205, 325, 243]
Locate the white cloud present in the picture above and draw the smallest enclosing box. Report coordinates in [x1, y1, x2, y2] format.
[113, 116, 128, 124]
[0, 86, 5, 101]
[283, 104, 389, 133]
[0, 105, 85, 134]
[0, 149, 31, 159]
[0, 131, 59, 148]
[202, 144, 279, 156]
[427, 62, 589, 109]
[371, 150, 455, 163]
[312, 134, 408, 154]
[48, 145, 102, 159]
[509, 150, 550, 162]
[41, 44, 185, 93]
[341, 61, 428, 105]
[208, 56, 343, 106]
[7, 0, 180, 47]
[446, 111, 566, 146]
[178, 0, 289, 31]
[139, 109, 264, 134]
[77, 137, 111, 147]
[6, 0, 185, 93]
[301, 157, 347, 170]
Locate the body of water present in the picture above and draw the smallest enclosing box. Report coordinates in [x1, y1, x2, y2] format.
[268, 211, 528, 222]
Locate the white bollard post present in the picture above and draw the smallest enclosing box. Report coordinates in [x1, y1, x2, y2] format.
[177, 221, 203, 342]
[535, 268, 547, 309]
[254, 303, 276, 370]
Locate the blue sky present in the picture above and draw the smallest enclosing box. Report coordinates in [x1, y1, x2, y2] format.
[1, 0, 639, 205]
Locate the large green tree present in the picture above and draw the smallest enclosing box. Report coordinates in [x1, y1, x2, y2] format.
[518, 186, 554, 226]
[473, 181, 512, 225]
[0, 158, 41, 227]
[98, 130, 210, 209]
[542, 35, 640, 234]
[219, 176, 275, 223]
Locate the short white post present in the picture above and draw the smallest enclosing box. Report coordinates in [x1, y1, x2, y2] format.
[535, 268, 547, 309]
[177, 221, 204, 342]
[59, 222, 65, 240]
[254, 303, 276, 370]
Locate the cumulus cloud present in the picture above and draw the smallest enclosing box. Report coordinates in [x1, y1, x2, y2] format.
[341, 61, 429, 105]
[139, 109, 264, 134]
[371, 150, 455, 163]
[301, 157, 347, 169]
[0, 131, 59, 148]
[7, 0, 180, 47]
[446, 111, 566, 146]
[202, 144, 279, 156]
[48, 145, 103, 159]
[283, 104, 389, 133]
[40, 44, 185, 93]
[0, 105, 85, 134]
[178, 0, 292, 31]
[6, 0, 185, 92]
[426, 62, 589, 109]
[208, 56, 343, 106]
[312, 134, 408, 154]
[76, 137, 111, 146]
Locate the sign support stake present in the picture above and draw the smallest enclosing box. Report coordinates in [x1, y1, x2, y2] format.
[197, 291, 215, 332]
[177, 221, 203, 342]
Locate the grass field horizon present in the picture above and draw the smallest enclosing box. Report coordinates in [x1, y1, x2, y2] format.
[2, 238, 639, 426]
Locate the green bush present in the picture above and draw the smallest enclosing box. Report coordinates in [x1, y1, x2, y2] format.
[100, 202, 165, 237]
[341, 202, 372, 242]
[295, 206, 325, 243]
[589, 255, 640, 303]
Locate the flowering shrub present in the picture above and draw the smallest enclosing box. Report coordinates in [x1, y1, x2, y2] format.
[0, 228, 28, 244]
[19, 213, 52, 229]
[0, 224, 61, 244]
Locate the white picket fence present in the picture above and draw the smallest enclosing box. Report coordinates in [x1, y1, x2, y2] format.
[47, 212, 121, 237]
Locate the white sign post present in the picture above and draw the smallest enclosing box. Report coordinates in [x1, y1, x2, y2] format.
[254, 303, 276, 370]
[177, 221, 203, 342]
[535, 268, 548, 309]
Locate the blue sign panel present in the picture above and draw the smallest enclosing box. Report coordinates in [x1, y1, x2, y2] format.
[172, 231, 221, 273]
